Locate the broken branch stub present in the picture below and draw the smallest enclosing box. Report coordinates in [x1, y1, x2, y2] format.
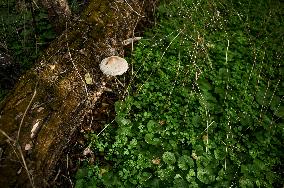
[99, 56, 128, 76]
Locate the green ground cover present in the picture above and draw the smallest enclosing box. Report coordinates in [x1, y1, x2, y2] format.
[75, 0, 283, 187]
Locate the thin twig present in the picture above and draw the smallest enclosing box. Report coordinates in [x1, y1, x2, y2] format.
[0, 128, 15, 143]
[66, 154, 74, 187]
[53, 169, 61, 183]
[17, 81, 38, 143]
[123, 0, 144, 17]
[18, 145, 35, 187]
[0, 129, 35, 187]
[97, 119, 115, 137]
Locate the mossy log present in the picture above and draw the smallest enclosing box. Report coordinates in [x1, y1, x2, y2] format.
[0, 0, 151, 187]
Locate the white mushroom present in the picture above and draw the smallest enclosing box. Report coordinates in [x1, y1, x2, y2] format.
[99, 56, 128, 76]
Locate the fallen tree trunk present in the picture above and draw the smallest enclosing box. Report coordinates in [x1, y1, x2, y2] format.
[0, 0, 151, 187]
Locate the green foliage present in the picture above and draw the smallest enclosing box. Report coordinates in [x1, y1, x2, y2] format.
[0, 0, 56, 101]
[76, 0, 283, 187]
[0, 0, 56, 69]
[162, 152, 176, 165]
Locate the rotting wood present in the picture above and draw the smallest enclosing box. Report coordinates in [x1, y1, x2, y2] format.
[0, 0, 156, 187]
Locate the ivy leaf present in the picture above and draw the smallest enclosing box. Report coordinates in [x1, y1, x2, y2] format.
[214, 149, 226, 160]
[173, 176, 188, 188]
[274, 106, 284, 118]
[178, 155, 194, 170]
[147, 120, 156, 132]
[157, 169, 171, 180]
[152, 137, 161, 146]
[75, 168, 88, 180]
[139, 172, 152, 183]
[197, 168, 215, 184]
[255, 89, 273, 106]
[162, 152, 176, 165]
[188, 181, 199, 188]
[214, 87, 226, 100]
[239, 178, 254, 188]
[197, 78, 212, 91]
[270, 95, 280, 111]
[149, 178, 160, 188]
[218, 68, 230, 81]
[115, 116, 131, 126]
[145, 133, 154, 144]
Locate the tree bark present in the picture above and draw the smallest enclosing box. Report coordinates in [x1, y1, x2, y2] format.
[0, 0, 151, 187]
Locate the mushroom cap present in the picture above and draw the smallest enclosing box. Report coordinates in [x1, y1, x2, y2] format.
[99, 56, 128, 76]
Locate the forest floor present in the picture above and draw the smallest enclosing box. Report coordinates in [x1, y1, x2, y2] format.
[74, 0, 283, 187]
[1, 0, 283, 187]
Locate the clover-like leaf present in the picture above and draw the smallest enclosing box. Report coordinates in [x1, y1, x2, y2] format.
[162, 152, 176, 165]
